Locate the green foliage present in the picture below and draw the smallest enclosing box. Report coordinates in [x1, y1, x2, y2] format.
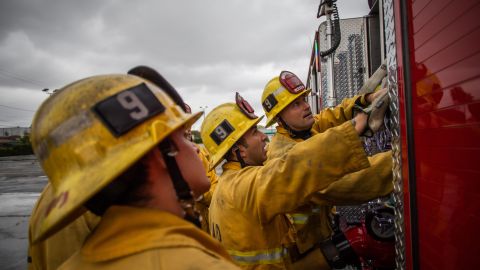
[0, 135, 33, 157]
[191, 130, 202, 144]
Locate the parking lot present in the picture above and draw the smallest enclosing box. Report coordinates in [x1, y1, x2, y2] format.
[0, 155, 46, 270]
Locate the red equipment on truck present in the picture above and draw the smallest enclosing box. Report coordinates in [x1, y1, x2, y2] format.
[306, 0, 480, 269]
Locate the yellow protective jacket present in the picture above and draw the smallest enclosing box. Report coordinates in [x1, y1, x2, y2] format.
[265, 96, 393, 269]
[59, 205, 239, 270]
[28, 183, 100, 270]
[209, 121, 370, 270]
[195, 144, 219, 233]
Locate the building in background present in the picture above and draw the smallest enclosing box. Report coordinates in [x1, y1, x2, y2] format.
[0, 127, 31, 137]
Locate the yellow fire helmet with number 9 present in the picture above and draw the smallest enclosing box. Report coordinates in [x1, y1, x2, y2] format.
[30, 73, 202, 243]
[200, 93, 263, 171]
[261, 71, 311, 127]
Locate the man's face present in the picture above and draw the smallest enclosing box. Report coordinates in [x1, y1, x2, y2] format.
[239, 126, 268, 166]
[278, 94, 314, 131]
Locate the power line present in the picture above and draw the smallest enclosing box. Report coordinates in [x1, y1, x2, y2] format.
[0, 68, 49, 88]
[0, 104, 37, 112]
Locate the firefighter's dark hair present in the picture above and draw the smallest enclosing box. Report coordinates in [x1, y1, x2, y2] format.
[85, 155, 150, 216]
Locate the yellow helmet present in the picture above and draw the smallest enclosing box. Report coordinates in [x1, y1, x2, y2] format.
[30, 73, 202, 243]
[200, 93, 263, 171]
[261, 71, 311, 127]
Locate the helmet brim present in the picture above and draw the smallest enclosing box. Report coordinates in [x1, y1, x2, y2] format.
[265, 89, 312, 127]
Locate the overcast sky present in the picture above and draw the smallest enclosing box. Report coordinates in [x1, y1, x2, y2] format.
[0, 0, 369, 130]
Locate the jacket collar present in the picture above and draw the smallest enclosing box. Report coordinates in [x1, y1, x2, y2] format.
[81, 205, 231, 262]
[275, 125, 319, 141]
[222, 161, 242, 172]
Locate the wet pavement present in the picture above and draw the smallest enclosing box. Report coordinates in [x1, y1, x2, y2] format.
[0, 155, 46, 270]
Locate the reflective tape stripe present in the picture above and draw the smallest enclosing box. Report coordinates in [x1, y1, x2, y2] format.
[273, 86, 286, 97]
[288, 213, 309, 225]
[287, 207, 324, 225]
[228, 247, 288, 265]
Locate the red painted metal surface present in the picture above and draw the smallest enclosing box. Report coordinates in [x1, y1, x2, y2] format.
[344, 223, 396, 269]
[401, 0, 480, 268]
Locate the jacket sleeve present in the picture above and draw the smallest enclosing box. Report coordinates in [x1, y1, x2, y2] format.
[232, 121, 371, 223]
[197, 146, 219, 205]
[312, 95, 367, 133]
[309, 151, 393, 206]
[201, 170, 218, 206]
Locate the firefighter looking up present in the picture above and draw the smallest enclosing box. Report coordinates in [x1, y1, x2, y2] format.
[124, 68, 219, 234]
[194, 143, 219, 234]
[29, 69, 240, 270]
[201, 92, 378, 269]
[184, 102, 219, 234]
[260, 71, 393, 269]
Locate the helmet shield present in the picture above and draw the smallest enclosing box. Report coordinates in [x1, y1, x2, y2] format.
[279, 71, 306, 94]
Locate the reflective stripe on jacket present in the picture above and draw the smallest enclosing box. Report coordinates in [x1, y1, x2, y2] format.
[228, 247, 288, 265]
[287, 213, 308, 225]
[286, 205, 323, 225]
[59, 206, 239, 270]
[209, 121, 370, 270]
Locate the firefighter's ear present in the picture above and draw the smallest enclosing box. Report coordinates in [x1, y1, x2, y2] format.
[148, 148, 167, 170]
[237, 145, 248, 159]
[229, 144, 247, 160]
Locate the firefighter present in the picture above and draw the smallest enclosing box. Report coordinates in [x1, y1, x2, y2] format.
[28, 184, 100, 270]
[260, 71, 393, 269]
[201, 92, 378, 269]
[29, 68, 240, 269]
[194, 143, 219, 233]
[183, 102, 219, 234]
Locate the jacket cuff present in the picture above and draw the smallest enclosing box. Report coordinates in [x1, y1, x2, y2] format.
[340, 121, 370, 172]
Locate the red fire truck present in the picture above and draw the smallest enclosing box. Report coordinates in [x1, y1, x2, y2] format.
[306, 0, 480, 269]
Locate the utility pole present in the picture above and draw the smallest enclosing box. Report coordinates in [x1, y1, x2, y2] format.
[199, 106, 208, 121]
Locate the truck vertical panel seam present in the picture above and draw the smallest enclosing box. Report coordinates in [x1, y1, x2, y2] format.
[384, 0, 408, 269]
[400, 0, 420, 269]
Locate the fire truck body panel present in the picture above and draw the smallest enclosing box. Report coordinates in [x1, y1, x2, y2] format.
[403, 0, 480, 269]
[308, 0, 480, 268]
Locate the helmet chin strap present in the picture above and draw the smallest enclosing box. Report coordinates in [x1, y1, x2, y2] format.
[226, 144, 248, 168]
[158, 139, 201, 228]
[234, 147, 247, 168]
[278, 117, 312, 140]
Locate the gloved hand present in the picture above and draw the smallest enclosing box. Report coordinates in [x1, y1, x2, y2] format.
[366, 88, 387, 103]
[358, 59, 387, 95]
[356, 90, 390, 137]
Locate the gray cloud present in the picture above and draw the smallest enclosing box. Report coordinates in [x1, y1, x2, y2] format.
[0, 0, 369, 127]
